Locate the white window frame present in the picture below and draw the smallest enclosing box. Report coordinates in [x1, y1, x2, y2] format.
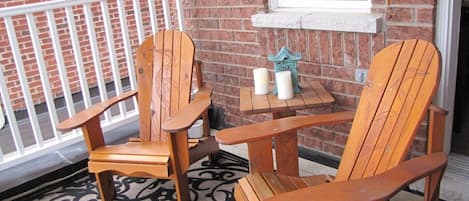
[270, 0, 371, 12]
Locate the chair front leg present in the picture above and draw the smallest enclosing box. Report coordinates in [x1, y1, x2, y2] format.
[95, 171, 115, 201]
[169, 131, 191, 201]
[247, 139, 274, 173]
[424, 167, 446, 201]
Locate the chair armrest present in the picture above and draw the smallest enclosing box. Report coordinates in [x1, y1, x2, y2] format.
[265, 152, 447, 201]
[216, 111, 354, 145]
[57, 90, 138, 131]
[162, 86, 212, 133]
[192, 86, 212, 101]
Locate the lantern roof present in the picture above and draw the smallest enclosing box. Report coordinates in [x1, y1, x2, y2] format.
[268, 46, 302, 62]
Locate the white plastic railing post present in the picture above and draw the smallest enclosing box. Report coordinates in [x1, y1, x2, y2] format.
[161, 0, 171, 29]
[4, 17, 44, 147]
[26, 13, 61, 141]
[0, 66, 24, 155]
[65, 6, 92, 109]
[117, 0, 138, 114]
[148, 0, 159, 34]
[83, 3, 111, 122]
[175, 0, 184, 31]
[46, 10, 77, 120]
[132, 0, 145, 43]
[100, 0, 126, 115]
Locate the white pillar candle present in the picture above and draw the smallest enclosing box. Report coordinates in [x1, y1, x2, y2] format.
[275, 71, 294, 100]
[253, 68, 269, 95]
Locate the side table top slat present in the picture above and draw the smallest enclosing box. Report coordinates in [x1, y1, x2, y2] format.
[267, 94, 288, 112]
[250, 89, 271, 114]
[310, 81, 335, 104]
[299, 83, 322, 106]
[286, 94, 306, 110]
[240, 87, 253, 113]
[239, 82, 334, 114]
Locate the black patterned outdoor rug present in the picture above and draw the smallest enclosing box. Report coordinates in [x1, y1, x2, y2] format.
[7, 151, 248, 201]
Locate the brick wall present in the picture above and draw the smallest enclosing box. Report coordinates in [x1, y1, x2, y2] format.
[0, 0, 166, 110]
[0, 0, 436, 158]
[184, 0, 436, 158]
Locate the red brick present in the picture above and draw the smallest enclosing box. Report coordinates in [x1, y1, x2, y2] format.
[224, 65, 246, 76]
[390, 0, 435, 5]
[218, 0, 240, 6]
[386, 25, 433, 42]
[323, 142, 344, 157]
[344, 33, 357, 68]
[297, 62, 321, 77]
[319, 31, 331, 64]
[243, 19, 255, 30]
[275, 29, 287, 50]
[416, 8, 435, 24]
[333, 94, 358, 107]
[386, 7, 413, 23]
[358, 33, 371, 68]
[311, 127, 335, 142]
[191, 8, 210, 18]
[234, 31, 256, 42]
[297, 30, 308, 60]
[331, 80, 363, 96]
[258, 29, 269, 56]
[372, 33, 385, 56]
[322, 65, 355, 81]
[240, 0, 266, 4]
[220, 19, 242, 30]
[331, 32, 344, 66]
[286, 29, 299, 53]
[308, 31, 320, 63]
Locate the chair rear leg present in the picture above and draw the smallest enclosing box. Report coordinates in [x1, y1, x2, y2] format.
[174, 172, 190, 201]
[424, 168, 445, 201]
[95, 171, 116, 201]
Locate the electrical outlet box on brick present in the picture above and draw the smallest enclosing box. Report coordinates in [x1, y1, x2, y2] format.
[355, 69, 368, 83]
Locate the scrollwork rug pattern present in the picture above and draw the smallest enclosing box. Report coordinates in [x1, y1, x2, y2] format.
[11, 151, 249, 201]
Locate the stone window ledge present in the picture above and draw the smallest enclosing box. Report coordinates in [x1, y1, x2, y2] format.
[252, 12, 383, 34]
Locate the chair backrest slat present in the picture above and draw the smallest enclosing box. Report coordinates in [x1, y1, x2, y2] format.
[135, 36, 154, 141]
[134, 30, 195, 142]
[335, 39, 440, 181]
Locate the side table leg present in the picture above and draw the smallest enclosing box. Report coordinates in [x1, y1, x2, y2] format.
[273, 111, 299, 177]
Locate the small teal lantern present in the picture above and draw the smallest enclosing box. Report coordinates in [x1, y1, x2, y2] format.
[268, 47, 302, 95]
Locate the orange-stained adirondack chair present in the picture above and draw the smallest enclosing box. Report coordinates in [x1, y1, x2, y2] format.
[57, 30, 219, 201]
[216, 39, 448, 201]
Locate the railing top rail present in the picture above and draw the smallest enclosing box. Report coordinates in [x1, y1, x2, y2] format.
[0, 0, 100, 17]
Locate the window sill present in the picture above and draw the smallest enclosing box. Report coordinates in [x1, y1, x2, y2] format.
[251, 12, 383, 34]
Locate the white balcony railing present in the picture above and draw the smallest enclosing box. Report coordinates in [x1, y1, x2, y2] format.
[0, 0, 184, 171]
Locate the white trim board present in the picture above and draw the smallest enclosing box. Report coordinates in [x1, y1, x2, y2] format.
[435, 0, 462, 153]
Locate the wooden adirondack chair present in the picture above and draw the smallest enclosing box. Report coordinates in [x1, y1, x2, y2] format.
[216, 39, 448, 201]
[57, 30, 219, 201]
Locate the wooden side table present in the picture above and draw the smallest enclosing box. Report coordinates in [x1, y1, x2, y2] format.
[239, 81, 335, 176]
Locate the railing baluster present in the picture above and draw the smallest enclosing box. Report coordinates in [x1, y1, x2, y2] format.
[147, 0, 159, 34]
[132, 0, 144, 43]
[100, 0, 126, 116]
[161, 0, 171, 29]
[4, 16, 44, 147]
[65, 6, 92, 109]
[46, 10, 76, 119]
[0, 67, 24, 155]
[117, 0, 137, 90]
[117, 0, 138, 114]
[83, 3, 111, 122]
[175, 0, 184, 31]
[26, 13, 61, 141]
